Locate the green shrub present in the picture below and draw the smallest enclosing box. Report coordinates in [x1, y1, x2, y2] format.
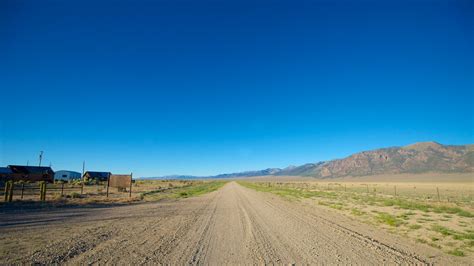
[448, 249, 464, 257]
[431, 225, 474, 240]
[432, 225, 454, 236]
[376, 212, 403, 227]
[409, 224, 422, 230]
[351, 208, 366, 216]
[70, 192, 81, 199]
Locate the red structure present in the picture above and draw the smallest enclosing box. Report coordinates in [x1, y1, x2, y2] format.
[0, 165, 55, 183]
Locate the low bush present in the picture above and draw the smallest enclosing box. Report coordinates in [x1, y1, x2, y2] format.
[376, 212, 403, 227]
[70, 192, 81, 199]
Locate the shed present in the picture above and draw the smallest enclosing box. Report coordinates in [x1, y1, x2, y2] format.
[55, 170, 82, 181]
[6, 165, 55, 183]
[0, 167, 12, 174]
[83, 171, 110, 182]
[0, 167, 13, 182]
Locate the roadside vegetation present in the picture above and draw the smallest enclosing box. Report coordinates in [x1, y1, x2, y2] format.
[239, 181, 474, 257]
[141, 181, 227, 201]
[0, 180, 227, 206]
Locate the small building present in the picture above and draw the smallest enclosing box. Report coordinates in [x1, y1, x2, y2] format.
[0, 167, 12, 173]
[54, 170, 82, 181]
[83, 171, 110, 182]
[0, 167, 13, 182]
[5, 165, 55, 183]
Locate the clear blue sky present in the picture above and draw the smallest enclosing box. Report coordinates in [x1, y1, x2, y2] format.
[1, 0, 473, 177]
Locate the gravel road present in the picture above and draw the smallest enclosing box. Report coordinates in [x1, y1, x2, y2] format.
[0, 182, 469, 264]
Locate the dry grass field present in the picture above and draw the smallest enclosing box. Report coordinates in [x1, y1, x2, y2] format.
[0, 180, 208, 205]
[240, 173, 474, 258]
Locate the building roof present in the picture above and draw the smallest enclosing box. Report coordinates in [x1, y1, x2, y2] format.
[84, 171, 110, 178]
[0, 167, 13, 174]
[8, 165, 54, 174]
[55, 170, 82, 175]
[55, 170, 82, 180]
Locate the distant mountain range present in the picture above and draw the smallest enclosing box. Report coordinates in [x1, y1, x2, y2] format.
[141, 142, 474, 179]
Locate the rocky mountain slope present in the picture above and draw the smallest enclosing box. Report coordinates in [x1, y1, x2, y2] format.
[252, 142, 472, 178]
[143, 142, 473, 179]
[292, 142, 473, 178]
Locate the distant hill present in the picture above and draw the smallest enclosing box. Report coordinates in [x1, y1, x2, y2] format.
[212, 168, 281, 179]
[140, 175, 201, 180]
[289, 142, 474, 178]
[141, 142, 473, 179]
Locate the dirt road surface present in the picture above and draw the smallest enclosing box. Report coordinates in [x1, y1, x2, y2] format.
[0, 182, 469, 264]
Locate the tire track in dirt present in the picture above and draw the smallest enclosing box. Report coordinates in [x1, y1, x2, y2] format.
[69, 196, 220, 264]
[235, 183, 371, 264]
[254, 188, 424, 264]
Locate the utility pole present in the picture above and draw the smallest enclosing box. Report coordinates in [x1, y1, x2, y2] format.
[39, 151, 44, 167]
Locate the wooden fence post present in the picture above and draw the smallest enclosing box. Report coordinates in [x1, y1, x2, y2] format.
[21, 183, 25, 199]
[106, 173, 110, 198]
[40, 182, 44, 201]
[61, 182, 64, 197]
[129, 173, 133, 198]
[8, 182, 14, 202]
[39, 182, 42, 201]
[436, 187, 440, 202]
[4, 182, 9, 202]
[366, 184, 369, 193]
[39, 182, 46, 202]
[394, 186, 397, 197]
[44, 182, 47, 201]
